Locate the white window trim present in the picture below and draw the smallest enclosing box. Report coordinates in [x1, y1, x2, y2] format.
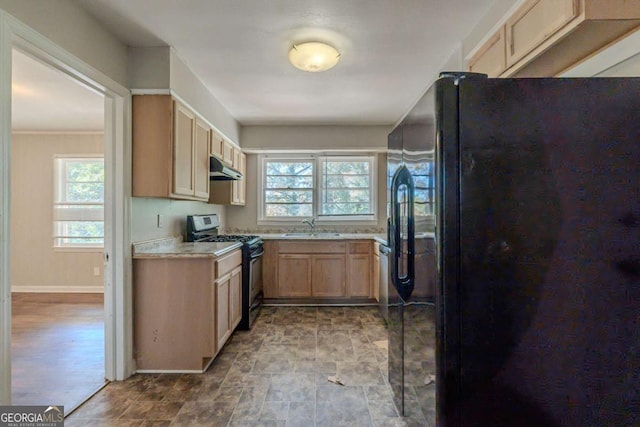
[257, 153, 378, 225]
[53, 154, 105, 250]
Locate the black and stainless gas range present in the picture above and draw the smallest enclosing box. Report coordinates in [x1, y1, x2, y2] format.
[186, 214, 263, 330]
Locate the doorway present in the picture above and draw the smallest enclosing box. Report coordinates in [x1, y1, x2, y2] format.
[0, 10, 133, 406]
[10, 48, 107, 411]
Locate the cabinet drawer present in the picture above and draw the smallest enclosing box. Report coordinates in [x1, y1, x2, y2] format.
[348, 241, 371, 254]
[215, 250, 242, 277]
[278, 241, 346, 254]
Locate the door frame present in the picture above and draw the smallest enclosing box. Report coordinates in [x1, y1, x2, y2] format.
[0, 10, 133, 404]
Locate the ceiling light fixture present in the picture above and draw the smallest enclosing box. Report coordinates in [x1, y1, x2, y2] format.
[288, 42, 341, 72]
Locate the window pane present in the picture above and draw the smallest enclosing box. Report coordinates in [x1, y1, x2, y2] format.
[322, 203, 371, 215]
[266, 162, 313, 176]
[264, 159, 315, 218]
[325, 161, 369, 175]
[55, 221, 104, 240]
[324, 175, 369, 188]
[266, 204, 312, 217]
[266, 176, 313, 189]
[67, 160, 104, 182]
[324, 189, 370, 204]
[320, 158, 373, 216]
[65, 182, 104, 202]
[265, 190, 312, 204]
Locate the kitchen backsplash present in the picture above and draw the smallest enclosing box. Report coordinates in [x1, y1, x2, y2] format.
[223, 226, 386, 234]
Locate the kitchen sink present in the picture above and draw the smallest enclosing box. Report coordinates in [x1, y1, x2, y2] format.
[282, 232, 342, 237]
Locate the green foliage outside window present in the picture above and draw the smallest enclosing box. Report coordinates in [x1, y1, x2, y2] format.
[263, 156, 374, 219]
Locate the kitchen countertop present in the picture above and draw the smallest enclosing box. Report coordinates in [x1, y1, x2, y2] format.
[260, 233, 385, 241]
[132, 237, 242, 259]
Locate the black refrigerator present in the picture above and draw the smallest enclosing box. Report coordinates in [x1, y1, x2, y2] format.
[387, 72, 640, 426]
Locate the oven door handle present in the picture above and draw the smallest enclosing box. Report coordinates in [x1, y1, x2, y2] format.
[250, 249, 265, 259]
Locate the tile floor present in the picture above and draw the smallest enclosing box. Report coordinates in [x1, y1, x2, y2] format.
[67, 306, 435, 426]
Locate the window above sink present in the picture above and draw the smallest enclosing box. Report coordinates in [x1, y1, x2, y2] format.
[257, 153, 378, 225]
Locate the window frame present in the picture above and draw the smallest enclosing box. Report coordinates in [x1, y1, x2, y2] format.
[258, 153, 377, 225]
[53, 154, 105, 251]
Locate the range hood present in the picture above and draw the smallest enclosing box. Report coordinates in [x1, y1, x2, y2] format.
[210, 156, 243, 181]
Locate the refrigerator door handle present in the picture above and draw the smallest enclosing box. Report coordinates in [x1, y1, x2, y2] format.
[390, 165, 415, 300]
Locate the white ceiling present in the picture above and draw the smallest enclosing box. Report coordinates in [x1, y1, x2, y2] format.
[12, 49, 104, 132]
[71, 0, 493, 125]
[11, 1, 493, 130]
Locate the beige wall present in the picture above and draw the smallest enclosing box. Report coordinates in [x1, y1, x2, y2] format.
[595, 51, 640, 76]
[241, 125, 390, 151]
[131, 198, 225, 243]
[0, 0, 129, 87]
[11, 133, 105, 292]
[130, 47, 241, 144]
[227, 125, 390, 233]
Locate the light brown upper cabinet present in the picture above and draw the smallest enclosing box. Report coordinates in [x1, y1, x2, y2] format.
[468, 0, 640, 77]
[193, 118, 211, 199]
[222, 140, 234, 165]
[468, 26, 507, 77]
[210, 133, 236, 166]
[209, 149, 246, 206]
[506, 0, 579, 68]
[211, 133, 224, 160]
[172, 102, 196, 197]
[132, 95, 211, 201]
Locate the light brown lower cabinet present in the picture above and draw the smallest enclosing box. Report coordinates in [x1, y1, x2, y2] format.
[372, 242, 381, 301]
[347, 242, 373, 298]
[277, 254, 312, 297]
[312, 255, 346, 297]
[265, 240, 373, 299]
[133, 249, 242, 372]
[215, 266, 242, 351]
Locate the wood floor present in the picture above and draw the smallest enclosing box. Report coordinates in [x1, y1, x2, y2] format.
[11, 293, 106, 413]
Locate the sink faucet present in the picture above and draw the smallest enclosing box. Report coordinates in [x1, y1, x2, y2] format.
[302, 217, 316, 233]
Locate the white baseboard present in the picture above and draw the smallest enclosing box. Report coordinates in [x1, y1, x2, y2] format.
[11, 285, 104, 293]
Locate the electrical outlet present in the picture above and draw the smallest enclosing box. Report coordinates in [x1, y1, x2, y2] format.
[93, 267, 100, 276]
[157, 214, 164, 228]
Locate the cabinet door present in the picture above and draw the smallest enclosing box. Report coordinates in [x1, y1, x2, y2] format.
[229, 266, 242, 330]
[232, 148, 242, 169]
[238, 152, 246, 205]
[211, 134, 224, 159]
[506, 0, 579, 67]
[216, 274, 231, 350]
[222, 140, 234, 165]
[373, 250, 380, 301]
[173, 101, 196, 196]
[277, 254, 312, 297]
[312, 255, 346, 297]
[347, 254, 371, 297]
[468, 26, 507, 77]
[230, 151, 246, 205]
[194, 118, 211, 199]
